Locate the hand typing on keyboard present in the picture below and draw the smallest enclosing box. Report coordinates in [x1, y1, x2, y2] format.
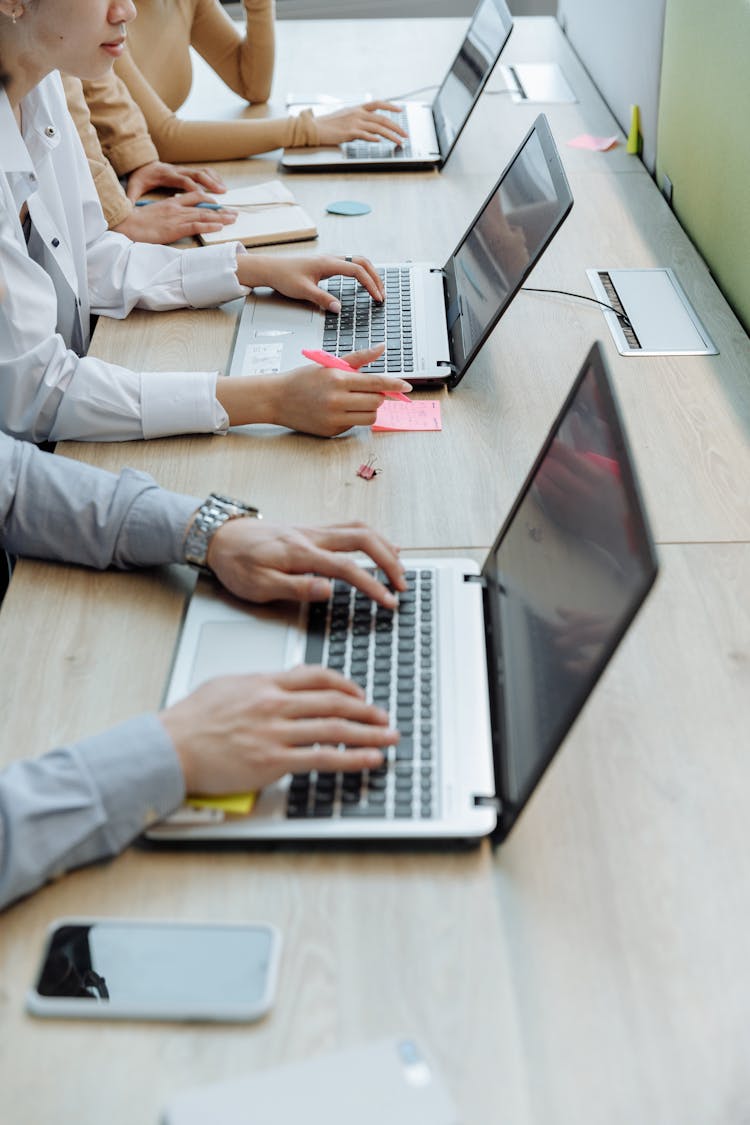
[160, 523, 408, 795]
[226, 255, 411, 436]
[314, 101, 408, 146]
[162, 666, 399, 796]
[235, 253, 386, 313]
[205, 518, 407, 608]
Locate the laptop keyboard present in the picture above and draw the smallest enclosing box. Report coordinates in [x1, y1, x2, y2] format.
[289, 568, 437, 820]
[322, 267, 415, 373]
[344, 109, 412, 159]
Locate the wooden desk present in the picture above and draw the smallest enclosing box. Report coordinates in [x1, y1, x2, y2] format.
[2, 544, 748, 1122]
[61, 19, 749, 547]
[1, 16, 749, 1124]
[73, 168, 750, 548]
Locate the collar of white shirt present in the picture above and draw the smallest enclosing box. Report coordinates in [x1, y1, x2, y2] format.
[0, 73, 62, 177]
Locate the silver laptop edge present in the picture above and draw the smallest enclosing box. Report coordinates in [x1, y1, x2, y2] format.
[280, 0, 514, 172]
[152, 559, 496, 843]
[230, 114, 572, 390]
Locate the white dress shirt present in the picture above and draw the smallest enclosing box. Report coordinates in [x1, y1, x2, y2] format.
[0, 431, 198, 908]
[0, 70, 249, 443]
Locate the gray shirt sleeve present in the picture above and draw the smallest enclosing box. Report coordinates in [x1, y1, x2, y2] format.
[0, 430, 199, 568]
[0, 431, 201, 909]
[0, 714, 186, 910]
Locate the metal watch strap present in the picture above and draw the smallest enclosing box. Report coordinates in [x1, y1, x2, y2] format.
[183, 493, 261, 574]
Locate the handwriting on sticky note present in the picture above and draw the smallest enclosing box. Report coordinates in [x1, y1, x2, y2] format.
[187, 792, 257, 816]
[372, 400, 442, 431]
[567, 133, 619, 152]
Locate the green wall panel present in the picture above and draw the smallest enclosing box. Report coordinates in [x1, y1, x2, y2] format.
[657, 0, 750, 332]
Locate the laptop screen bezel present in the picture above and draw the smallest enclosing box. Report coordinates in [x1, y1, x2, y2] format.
[441, 114, 574, 389]
[431, 0, 514, 166]
[480, 341, 659, 844]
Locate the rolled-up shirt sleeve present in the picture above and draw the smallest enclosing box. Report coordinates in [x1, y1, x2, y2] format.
[0, 75, 247, 443]
[0, 715, 185, 911]
[0, 430, 199, 567]
[86, 233, 247, 316]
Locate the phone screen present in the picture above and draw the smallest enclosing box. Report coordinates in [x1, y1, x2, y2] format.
[31, 920, 278, 1015]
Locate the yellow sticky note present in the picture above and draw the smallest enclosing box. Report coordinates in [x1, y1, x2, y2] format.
[626, 104, 641, 155]
[187, 792, 257, 816]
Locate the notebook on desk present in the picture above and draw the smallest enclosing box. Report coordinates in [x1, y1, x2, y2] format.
[232, 114, 573, 387]
[279, 0, 513, 172]
[198, 181, 317, 248]
[147, 341, 658, 848]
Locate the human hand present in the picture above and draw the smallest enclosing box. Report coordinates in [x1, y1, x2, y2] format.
[125, 160, 226, 200]
[240, 344, 412, 436]
[315, 101, 408, 146]
[236, 253, 385, 311]
[160, 666, 398, 795]
[114, 192, 238, 245]
[207, 517, 407, 608]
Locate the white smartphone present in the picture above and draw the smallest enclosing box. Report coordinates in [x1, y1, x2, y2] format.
[26, 917, 281, 1023]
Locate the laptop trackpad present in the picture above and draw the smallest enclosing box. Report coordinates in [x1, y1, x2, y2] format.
[252, 295, 314, 329]
[189, 619, 290, 690]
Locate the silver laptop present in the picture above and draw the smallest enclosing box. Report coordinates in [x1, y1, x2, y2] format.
[280, 0, 513, 172]
[232, 114, 573, 388]
[148, 342, 658, 847]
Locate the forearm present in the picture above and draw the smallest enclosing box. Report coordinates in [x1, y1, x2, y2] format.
[62, 74, 136, 229]
[114, 45, 316, 161]
[138, 111, 317, 163]
[0, 715, 184, 911]
[193, 0, 275, 104]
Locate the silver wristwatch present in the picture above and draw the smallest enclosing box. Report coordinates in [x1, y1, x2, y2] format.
[183, 493, 261, 574]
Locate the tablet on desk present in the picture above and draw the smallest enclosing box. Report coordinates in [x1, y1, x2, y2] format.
[161, 1037, 459, 1125]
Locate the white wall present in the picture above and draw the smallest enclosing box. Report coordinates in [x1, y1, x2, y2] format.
[557, 0, 666, 171]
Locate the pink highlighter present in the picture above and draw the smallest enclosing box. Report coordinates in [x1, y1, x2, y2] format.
[302, 348, 412, 403]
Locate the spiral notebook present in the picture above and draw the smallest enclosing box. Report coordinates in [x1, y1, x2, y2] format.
[198, 180, 317, 248]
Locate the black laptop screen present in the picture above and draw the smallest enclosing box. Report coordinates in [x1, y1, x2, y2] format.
[483, 345, 657, 833]
[451, 125, 565, 367]
[433, 0, 513, 160]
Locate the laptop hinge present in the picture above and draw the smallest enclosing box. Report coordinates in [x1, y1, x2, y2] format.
[446, 293, 462, 332]
[503, 65, 524, 98]
[429, 267, 447, 276]
[474, 794, 502, 811]
[463, 573, 487, 586]
[437, 359, 459, 375]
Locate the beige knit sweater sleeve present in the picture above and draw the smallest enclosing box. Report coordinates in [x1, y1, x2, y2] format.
[113, 0, 320, 163]
[63, 74, 148, 230]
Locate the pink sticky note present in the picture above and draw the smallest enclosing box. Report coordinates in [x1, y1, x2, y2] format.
[372, 399, 442, 432]
[567, 133, 620, 152]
